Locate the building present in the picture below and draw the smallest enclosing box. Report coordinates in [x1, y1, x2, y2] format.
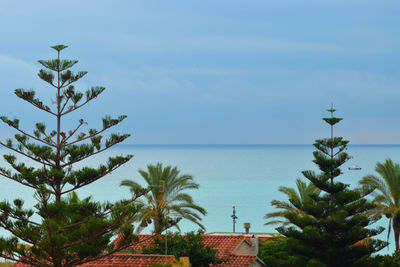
[13, 228, 270, 266]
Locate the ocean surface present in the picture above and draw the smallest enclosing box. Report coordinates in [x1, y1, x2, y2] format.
[0, 144, 399, 253]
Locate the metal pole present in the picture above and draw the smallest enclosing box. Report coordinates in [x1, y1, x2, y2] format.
[232, 205, 237, 233]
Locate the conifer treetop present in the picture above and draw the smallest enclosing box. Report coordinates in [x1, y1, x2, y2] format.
[51, 44, 68, 52]
[276, 106, 386, 266]
[323, 104, 342, 126]
[327, 103, 336, 113]
[0, 45, 143, 266]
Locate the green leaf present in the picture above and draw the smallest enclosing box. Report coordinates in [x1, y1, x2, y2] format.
[51, 44, 68, 51]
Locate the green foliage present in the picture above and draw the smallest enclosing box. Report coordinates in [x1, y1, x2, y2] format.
[142, 230, 226, 267]
[258, 236, 307, 266]
[360, 159, 400, 251]
[277, 107, 386, 267]
[0, 45, 143, 266]
[370, 251, 400, 266]
[265, 178, 320, 226]
[121, 163, 207, 234]
[152, 263, 172, 267]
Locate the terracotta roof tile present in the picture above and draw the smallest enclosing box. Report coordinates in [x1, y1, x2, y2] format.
[117, 234, 244, 257]
[13, 254, 175, 267]
[14, 234, 268, 267]
[202, 235, 243, 257]
[80, 254, 174, 267]
[114, 234, 154, 251]
[211, 255, 258, 267]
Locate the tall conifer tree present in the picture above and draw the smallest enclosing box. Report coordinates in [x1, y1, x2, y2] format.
[277, 106, 386, 266]
[0, 45, 144, 266]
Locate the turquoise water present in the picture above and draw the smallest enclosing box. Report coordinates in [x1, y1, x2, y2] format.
[0, 144, 399, 253]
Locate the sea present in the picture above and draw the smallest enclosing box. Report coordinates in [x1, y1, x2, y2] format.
[0, 144, 399, 254]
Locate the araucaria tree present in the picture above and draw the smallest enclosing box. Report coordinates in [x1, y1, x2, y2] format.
[0, 45, 143, 266]
[277, 107, 386, 266]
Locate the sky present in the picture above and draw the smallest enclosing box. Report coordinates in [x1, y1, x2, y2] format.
[0, 0, 399, 144]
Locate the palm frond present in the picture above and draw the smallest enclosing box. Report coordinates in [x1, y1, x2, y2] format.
[360, 159, 400, 251]
[266, 179, 320, 228]
[360, 175, 392, 204]
[121, 163, 205, 234]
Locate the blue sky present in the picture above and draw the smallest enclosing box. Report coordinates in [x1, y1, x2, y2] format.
[0, 0, 399, 144]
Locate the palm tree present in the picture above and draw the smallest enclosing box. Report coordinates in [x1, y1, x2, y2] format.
[121, 163, 207, 234]
[265, 178, 320, 226]
[359, 159, 400, 251]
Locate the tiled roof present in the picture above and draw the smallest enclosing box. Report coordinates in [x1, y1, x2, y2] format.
[80, 254, 174, 267]
[118, 234, 244, 257]
[13, 254, 175, 267]
[114, 234, 154, 251]
[12, 261, 24, 267]
[202, 235, 243, 257]
[211, 255, 258, 267]
[14, 234, 267, 267]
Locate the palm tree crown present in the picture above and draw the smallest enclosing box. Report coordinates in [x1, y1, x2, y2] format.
[360, 158, 400, 251]
[265, 178, 320, 226]
[121, 163, 207, 234]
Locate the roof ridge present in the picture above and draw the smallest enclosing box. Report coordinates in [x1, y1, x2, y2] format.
[110, 254, 174, 257]
[230, 254, 257, 257]
[203, 234, 244, 237]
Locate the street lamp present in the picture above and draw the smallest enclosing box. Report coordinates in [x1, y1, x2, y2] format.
[231, 205, 238, 233]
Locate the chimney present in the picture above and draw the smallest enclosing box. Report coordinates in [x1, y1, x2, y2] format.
[244, 222, 250, 234]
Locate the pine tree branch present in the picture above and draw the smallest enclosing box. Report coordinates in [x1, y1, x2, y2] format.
[0, 142, 55, 168]
[62, 120, 85, 145]
[60, 80, 80, 89]
[21, 128, 56, 147]
[61, 193, 146, 230]
[59, 95, 71, 114]
[19, 98, 56, 116]
[60, 140, 126, 168]
[59, 71, 88, 90]
[0, 221, 39, 245]
[333, 147, 346, 157]
[59, 208, 136, 251]
[41, 165, 58, 194]
[61, 99, 91, 117]
[61, 87, 105, 117]
[61, 161, 129, 194]
[15, 141, 56, 167]
[0, 172, 39, 190]
[40, 131, 57, 147]
[0, 210, 41, 227]
[66, 125, 112, 146]
[0, 119, 56, 147]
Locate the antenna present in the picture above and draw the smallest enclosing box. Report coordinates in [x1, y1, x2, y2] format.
[231, 205, 238, 232]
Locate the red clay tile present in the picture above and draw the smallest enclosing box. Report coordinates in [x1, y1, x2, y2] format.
[80, 254, 174, 267]
[117, 233, 244, 257]
[14, 234, 266, 267]
[202, 235, 243, 257]
[211, 255, 257, 267]
[13, 254, 175, 267]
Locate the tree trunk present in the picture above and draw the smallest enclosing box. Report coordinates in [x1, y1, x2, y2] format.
[393, 215, 400, 251]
